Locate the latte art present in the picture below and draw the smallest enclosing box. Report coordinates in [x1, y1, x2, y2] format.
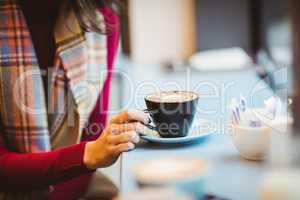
[146, 91, 198, 103]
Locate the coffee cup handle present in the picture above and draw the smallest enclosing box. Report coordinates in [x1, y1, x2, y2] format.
[142, 109, 157, 131]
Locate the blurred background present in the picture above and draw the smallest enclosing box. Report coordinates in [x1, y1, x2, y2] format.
[104, 0, 292, 186]
[110, 0, 291, 112]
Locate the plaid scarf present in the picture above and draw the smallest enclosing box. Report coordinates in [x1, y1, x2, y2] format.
[0, 0, 107, 198]
[0, 0, 107, 154]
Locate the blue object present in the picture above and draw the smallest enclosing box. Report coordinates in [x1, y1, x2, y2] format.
[140, 119, 213, 144]
[236, 107, 241, 121]
[140, 131, 210, 144]
[240, 96, 247, 112]
[231, 108, 239, 124]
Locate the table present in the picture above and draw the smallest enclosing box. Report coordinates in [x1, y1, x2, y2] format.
[119, 68, 274, 200]
[121, 135, 268, 200]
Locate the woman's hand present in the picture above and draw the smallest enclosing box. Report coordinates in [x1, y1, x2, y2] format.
[83, 109, 149, 169]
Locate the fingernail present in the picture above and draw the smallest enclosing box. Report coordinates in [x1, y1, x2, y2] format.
[128, 143, 135, 150]
[136, 123, 143, 133]
[132, 135, 140, 143]
[130, 131, 137, 139]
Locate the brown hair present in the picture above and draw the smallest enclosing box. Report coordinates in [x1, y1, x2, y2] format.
[70, 0, 119, 34]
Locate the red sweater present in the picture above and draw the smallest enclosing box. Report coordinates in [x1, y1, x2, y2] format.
[0, 140, 90, 190]
[0, 7, 119, 199]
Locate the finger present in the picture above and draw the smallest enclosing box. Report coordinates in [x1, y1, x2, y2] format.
[114, 142, 135, 153]
[107, 131, 140, 144]
[110, 109, 150, 124]
[109, 122, 139, 134]
[110, 111, 128, 124]
[136, 123, 159, 137]
[127, 109, 150, 124]
[131, 132, 140, 144]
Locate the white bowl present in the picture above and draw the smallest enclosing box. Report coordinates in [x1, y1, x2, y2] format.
[133, 157, 206, 199]
[232, 125, 272, 161]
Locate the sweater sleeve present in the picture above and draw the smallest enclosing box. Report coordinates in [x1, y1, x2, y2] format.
[0, 134, 92, 191]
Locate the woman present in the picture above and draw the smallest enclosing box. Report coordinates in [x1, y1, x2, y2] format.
[0, 0, 148, 199]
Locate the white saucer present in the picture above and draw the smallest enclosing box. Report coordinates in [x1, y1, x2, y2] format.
[140, 119, 214, 144]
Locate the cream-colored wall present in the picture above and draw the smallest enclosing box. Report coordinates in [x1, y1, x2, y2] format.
[129, 0, 196, 65]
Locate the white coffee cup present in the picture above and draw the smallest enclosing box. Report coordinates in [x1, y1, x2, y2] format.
[232, 125, 272, 161]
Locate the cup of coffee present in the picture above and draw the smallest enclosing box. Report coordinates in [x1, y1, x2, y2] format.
[144, 91, 199, 138]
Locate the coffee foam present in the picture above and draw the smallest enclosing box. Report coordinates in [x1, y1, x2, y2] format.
[134, 158, 205, 184]
[146, 91, 198, 103]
